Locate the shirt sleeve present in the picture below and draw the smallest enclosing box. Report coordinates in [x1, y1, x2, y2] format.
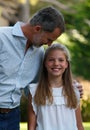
[33, 46, 44, 83]
[0, 35, 3, 51]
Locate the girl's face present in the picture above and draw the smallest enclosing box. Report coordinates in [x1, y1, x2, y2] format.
[45, 49, 68, 78]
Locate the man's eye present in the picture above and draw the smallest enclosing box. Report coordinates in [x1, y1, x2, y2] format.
[47, 39, 53, 43]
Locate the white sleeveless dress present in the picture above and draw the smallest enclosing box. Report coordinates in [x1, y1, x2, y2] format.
[29, 83, 80, 130]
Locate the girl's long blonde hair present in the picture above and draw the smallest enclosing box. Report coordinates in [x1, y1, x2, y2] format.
[34, 43, 78, 108]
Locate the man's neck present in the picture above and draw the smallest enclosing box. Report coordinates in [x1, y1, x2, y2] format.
[25, 40, 32, 54]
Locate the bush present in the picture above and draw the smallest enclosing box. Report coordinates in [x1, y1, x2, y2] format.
[20, 94, 28, 122]
[81, 97, 90, 122]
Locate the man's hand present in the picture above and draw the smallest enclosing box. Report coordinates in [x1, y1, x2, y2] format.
[77, 84, 83, 98]
[73, 81, 83, 98]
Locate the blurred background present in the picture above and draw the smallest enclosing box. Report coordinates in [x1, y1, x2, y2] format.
[0, 0, 90, 124]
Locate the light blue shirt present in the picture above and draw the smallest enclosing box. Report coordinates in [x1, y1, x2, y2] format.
[0, 22, 44, 108]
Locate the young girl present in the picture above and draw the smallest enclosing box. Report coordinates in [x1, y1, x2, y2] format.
[28, 43, 84, 130]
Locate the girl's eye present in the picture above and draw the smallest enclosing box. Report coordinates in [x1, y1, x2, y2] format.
[48, 58, 54, 61]
[59, 59, 64, 62]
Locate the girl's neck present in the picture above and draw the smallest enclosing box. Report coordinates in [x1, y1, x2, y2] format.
[49, 77, 63, 88]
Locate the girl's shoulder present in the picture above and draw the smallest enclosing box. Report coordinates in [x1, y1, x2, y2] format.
[28, 83, 38, 97]
[28, 83, 38, 115]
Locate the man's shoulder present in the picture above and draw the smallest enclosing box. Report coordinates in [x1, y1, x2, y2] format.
[39, 46, 45, 52]
[0, 26, 12, 34]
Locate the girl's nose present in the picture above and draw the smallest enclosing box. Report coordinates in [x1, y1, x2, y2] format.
[54, 60, 59, 65]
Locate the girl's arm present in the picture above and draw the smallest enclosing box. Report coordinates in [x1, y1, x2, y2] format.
[75, 105, 84, 130]
[28, 92, 37, 130]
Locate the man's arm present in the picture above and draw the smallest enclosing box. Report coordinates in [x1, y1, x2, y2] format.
[73, 81, 83, 98]
[77, 84, 83, 98]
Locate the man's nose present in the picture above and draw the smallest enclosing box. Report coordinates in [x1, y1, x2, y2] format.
[44, 39, 53, 46]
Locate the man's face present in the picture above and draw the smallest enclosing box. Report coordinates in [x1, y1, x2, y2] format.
[32, 28, 61, 47]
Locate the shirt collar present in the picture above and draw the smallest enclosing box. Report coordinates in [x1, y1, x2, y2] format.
[12, 22, 39, 50]
[12, 22, 27, 39]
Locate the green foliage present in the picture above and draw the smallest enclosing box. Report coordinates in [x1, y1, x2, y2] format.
[81, 98, 90, 122]
[20, 95, 28, 122]
[62, 0, 90, 80]
[68, 41, 90, 80]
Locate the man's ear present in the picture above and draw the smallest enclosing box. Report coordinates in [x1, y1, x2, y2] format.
[35, 25, 42, 32]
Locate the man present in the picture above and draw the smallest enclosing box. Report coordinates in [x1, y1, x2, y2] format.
[0, 6, 83, 130]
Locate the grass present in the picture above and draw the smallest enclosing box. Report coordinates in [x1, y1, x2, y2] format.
[20, 123, 27, 130]
[83, 122, 90, 130]
[20, 122, 90, 130]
